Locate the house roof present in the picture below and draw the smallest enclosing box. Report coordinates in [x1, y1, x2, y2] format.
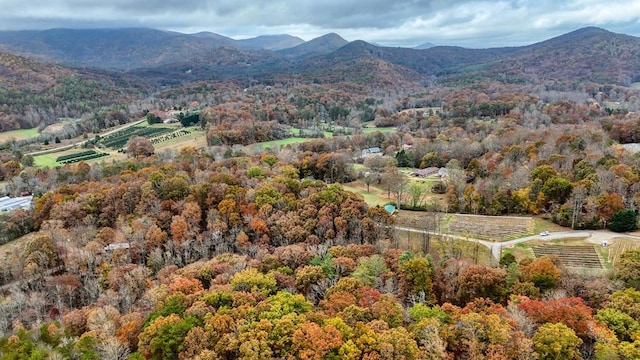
[0, 195, 33, 212]
[363, 147, 381, 154]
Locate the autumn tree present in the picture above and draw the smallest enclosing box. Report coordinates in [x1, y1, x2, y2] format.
[126, 136, 155, 157]
[456, 264, 507, 305]
[398, 255, 436, 304]
[519, 256, 561, 292]
[614, 249, 640, 289]
[532, 323, 582, 360]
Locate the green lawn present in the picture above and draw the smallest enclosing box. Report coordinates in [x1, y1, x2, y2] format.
[33, 154, 59, 168]
[0, 128, 40, 142]
[34, 148, 117, 168]
[362, 127, 397, 134]
[247, 137, 312, 150]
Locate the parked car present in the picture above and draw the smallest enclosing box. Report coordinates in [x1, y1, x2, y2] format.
[540, 231, 550, 236]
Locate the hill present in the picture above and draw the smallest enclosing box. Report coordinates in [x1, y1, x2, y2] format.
[236, 34, 305, 50]
[0, 50, 148, 131]
[415, 42, 436, 49]
[452, 27, 640, 85]
[0, 28, 235, 70]
[277, 33, 349, 59]
[1, 27, 639, 87]
[0, 29, 301, 70]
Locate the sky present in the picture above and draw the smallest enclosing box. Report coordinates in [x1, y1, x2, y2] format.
[0, 0, 639, 48]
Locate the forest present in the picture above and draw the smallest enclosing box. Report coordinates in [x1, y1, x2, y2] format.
[1, 28, 640, 360]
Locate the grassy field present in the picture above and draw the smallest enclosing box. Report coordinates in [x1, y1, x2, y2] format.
[362, 127, 397, 134]
[34, 147, 117, 168]
[33, 153, 60, 168]
[531, 217, 568, 234]
[154, 128, 208, 152]
[246, 137, 311, 152]
[0, 128, 40, 142]
[342, 181, 392, 207]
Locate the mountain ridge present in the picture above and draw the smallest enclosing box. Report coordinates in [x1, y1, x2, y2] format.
[1, 26, 639, 87]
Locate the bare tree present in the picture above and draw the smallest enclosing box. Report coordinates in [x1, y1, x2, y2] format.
[99, 337, 130, 360]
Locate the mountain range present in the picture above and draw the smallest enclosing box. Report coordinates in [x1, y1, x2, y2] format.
[1, 26, 639, 88]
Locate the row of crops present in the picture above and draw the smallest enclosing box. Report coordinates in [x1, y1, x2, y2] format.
[100, 125, 175, 149]
[149, 129, 191, 144]
[56, 150, 109, 164]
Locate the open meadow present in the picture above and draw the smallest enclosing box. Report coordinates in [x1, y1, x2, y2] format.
[0, 128, 39, 143]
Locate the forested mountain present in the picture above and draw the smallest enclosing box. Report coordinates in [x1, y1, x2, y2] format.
[236, 34, 305, 50]
[0, 28, 235, 70]
[0, 51, 148, 131]
[277, 33, 349, 59]
[452, 27, 640, 85]
[1, 27, 639, 87]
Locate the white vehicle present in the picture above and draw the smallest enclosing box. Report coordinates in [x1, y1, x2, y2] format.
[540, 231, 550, 236]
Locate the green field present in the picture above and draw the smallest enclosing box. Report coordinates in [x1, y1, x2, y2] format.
[246, 137, 311, 151]
[342, 182, 392, 207]
[33, 153, 59, 168]
[362, 127, 397, 134]
[0, 128, 40, 142]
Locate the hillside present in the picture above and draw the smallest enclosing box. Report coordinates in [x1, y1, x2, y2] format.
[0, 51, 148, 131]
[236, 34, 305, 50]
[277, 33, 349, 58]
[452, 27, 640, 85]
[1, 27, 639, 87]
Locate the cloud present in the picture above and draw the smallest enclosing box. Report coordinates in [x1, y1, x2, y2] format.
[0, 0, 639, 47]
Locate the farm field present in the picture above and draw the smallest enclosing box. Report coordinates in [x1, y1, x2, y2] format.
[0, 128, 39, 142]
[602, 237, 640, 268]
[33, 153, 59, 168]
[34, 147, 115, 167]
[532, 244, 603, 269]
[246, 137, 310, 151]
[362, 127, 396, 134]
[100, 124, 177, 149]
[391, 229, 493, 264]
[154, 127, 207, 151]
[446, 214, 535, 241]
[32, 122, 201, 167]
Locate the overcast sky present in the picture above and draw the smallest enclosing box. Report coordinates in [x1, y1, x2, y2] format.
[0, 0, 639, 48]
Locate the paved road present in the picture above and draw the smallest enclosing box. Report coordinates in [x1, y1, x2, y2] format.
[395, 226, 640, 261]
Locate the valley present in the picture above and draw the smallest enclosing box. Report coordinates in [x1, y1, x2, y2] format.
[0, 25, 639, 359]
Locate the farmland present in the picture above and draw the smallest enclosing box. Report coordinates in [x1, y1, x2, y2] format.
[99, 124, 177, 149]
[604, 237, 640, 268]
[532, 244, 603, 269]
[0, 128, 39, 143]
[55, 149, 108, 164]
[447, 214, 535, 241]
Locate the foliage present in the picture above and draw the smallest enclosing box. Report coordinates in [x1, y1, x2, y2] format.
[230, 268, 277, 296]
[352, 255, 389, 288]
[609, 209, 638, 232]
[532, 323, 582, 360]
[615, 250, 640, 290]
